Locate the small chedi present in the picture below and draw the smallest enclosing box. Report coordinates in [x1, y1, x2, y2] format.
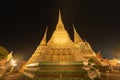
[20, 10, 101, 79]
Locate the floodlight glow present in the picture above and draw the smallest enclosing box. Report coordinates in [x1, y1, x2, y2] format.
[27, 63, 39, 67]
[118, 61, 120, 63]
[11, 59, 17, 66]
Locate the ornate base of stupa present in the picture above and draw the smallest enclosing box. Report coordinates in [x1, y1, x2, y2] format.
[23, 61, 90, 79]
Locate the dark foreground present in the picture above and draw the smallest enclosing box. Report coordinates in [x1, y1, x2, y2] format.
[102, 72, 120, 80]
[0, 72, 32, 80]
[0, 72, 120, 80]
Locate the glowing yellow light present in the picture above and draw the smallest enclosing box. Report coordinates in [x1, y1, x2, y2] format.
[11, 59, 17, 66]
[53, 32, 69, 44]
[118, 61, 120, 63]
[83, 62, 88, 66]
[59, 62, 68, 65]
[54, 37, 68, 43]
[27, 63, 39, 67]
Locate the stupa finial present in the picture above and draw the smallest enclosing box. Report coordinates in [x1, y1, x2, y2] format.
[58, 9, 62, 22]
[73, 24, 83, 43]
[40, 27, 48, 45]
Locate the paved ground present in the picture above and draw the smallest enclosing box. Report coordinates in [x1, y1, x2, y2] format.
[0, 71, 120, 80]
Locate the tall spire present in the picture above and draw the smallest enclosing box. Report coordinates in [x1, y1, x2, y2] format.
[58, 10, 62, 22]
[47, 10, 73, 46]
[73, 25, 83, 43]
[55, 10, 65, 30]
[40, 27, 48, 46]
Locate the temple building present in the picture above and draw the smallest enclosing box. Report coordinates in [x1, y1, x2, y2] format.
[20, 10, 98, 79]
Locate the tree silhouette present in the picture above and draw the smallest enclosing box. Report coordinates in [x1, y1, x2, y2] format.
[0, 46, 8, 60]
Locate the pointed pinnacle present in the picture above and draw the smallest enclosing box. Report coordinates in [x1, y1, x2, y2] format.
[73, 24, 83, 43]
[40, 27, 48, 45]
[73, 24, 78, 34]
[43, 27, 48, 39]
[73, 24, 76, 32]
[45, 27, 48, 35]
[58, 10, 62, 22]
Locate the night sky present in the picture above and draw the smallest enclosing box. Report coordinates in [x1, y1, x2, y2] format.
[0, 0, 120, 60]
